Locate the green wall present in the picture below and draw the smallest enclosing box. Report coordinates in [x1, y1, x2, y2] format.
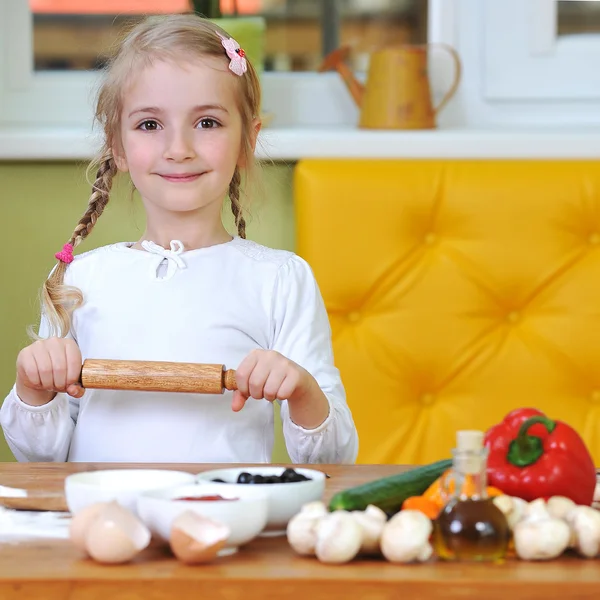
[0, 161, 295, 463]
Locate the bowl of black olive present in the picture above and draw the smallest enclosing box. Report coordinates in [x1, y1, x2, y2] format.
[195, 467, 326, 534]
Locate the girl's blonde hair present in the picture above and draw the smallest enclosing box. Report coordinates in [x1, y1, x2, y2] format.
[40, 14, 262, 339]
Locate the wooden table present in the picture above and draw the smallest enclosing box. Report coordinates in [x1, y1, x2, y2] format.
[0, 462, 598, 600]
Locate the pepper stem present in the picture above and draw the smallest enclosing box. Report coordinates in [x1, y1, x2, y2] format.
[506, 415, 556, 467]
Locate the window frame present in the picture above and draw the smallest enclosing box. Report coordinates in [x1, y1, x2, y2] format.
[483, 0, 600, 100]
[429, 0, 600, 129]
[0, 0, 431, 129]
[0, 0, 100, 127]
[2, 0, 599, 134]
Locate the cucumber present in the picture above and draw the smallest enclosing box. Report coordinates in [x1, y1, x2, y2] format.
[328, 458, 452, 514]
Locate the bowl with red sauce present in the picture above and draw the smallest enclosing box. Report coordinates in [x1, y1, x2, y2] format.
[136, 483, 268, 553]
[195, 467, 326, 535]
[64, 469, 197, 516]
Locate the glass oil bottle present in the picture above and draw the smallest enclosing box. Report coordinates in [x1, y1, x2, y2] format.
[433, 430, 510, 562]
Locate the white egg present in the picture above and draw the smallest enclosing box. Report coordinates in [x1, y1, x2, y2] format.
[170, 510, 230, 565]
[69, 502, 113, 554]
[84, 502, 151, 564]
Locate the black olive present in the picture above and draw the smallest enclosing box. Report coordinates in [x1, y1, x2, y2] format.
[280, 468, 297, 482]
[211, 478, 226, 483]
[249, 474, 264, 484]
[237, 472, 252, 484]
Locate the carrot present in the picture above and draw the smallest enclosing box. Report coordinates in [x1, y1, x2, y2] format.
[486, 486, 504, 498]
[401, 496, 441, 520]
[423, 471, 506, 507]
[422, 469, 451, 507]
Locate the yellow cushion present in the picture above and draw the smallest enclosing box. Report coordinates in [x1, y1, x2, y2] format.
[294, 159, 600, 465]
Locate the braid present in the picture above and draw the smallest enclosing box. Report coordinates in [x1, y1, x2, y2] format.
[229, 167, 246, 239]
[38, 152, 117, 339]
[70, 154, 118, 248]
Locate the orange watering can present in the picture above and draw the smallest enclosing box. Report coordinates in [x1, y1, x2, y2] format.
[318, 43, 461, 130]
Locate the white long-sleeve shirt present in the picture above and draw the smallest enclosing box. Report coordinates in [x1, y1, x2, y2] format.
[0, 237, 359, 464]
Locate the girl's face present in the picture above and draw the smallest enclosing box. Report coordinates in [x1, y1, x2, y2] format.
[115, 56, 245, 222]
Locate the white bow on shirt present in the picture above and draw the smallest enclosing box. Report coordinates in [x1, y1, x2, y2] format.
[141, 239, 187, 281]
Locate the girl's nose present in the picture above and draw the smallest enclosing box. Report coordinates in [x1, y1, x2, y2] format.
[164, 131, 196, 161]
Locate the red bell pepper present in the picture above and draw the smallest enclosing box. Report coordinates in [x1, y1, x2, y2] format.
[484, 408, 597, 506]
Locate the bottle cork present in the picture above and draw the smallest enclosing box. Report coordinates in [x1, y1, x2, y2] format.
[455, 430, 484, 474]
[456, 430, 484, 451]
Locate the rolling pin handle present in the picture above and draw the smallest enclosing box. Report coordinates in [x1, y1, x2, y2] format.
[223, 369, 237, 392]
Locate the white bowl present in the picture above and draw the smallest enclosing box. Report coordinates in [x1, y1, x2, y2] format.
[195, 467, 326, 535]
[64, 469, 196, 515]
[136, 483, 269, 554]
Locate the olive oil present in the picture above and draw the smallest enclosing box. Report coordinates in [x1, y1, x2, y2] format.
[433, 430, 510, 562]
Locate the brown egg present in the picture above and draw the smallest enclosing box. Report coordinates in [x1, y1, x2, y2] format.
[170, 510, 230, 565]
[69, 502, 113, 554]
[84, 502, 151, 564]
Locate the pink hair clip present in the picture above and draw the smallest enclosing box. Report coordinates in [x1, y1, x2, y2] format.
[55, 243, 74, 264]
[218, 33, 248, 76]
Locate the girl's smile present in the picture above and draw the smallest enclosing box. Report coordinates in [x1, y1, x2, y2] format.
[158, 172, 207, 183]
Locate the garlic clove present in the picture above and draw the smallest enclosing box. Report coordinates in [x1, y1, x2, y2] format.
[380, 510, 433, 563]
[315, 510, 362, 564]
[351, 504, 387, 555]
[84, 501, 151, 564]
[380, 509, 433, 564]
[564, 505, 600, 558]
[546, 496, 576, 521]
[286, 501, 328, 557]
[169, 511, 230, 564]
[513, 516, 570, 561]
[298, 501, 328, 518]
[524, 498, 550, 521]
[492, 495, 528, 530]
[69, 501, 113, 554]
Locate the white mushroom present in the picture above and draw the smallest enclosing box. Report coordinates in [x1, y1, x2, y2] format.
[314, 510, 363, 564]
[513, 499, 570, 561]
[286, 501, 328, 556]
[546, 496, 577, 521]
[564, 505, 600, 558]
[492, 495, 529, 530]
[380, 510, 433, 563]
[351, 504, 387, 555]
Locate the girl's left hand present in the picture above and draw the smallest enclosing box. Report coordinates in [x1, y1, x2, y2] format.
[232, 349, 314, 412]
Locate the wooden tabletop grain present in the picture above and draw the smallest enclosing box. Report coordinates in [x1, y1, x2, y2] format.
[0, 462, 598, 600]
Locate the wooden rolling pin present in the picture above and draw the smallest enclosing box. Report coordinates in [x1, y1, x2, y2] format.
[80, 359, 237, 394]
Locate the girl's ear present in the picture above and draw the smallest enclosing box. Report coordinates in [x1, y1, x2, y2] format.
[250, 118, 262, 152]
[112, 143, 129, 173]
[238, 118, 262, 167]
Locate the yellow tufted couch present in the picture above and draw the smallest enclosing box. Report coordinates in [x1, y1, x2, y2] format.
[294, 159, 600, 466]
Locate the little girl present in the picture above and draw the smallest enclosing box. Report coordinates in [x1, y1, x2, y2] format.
[0, 14, 358, 464]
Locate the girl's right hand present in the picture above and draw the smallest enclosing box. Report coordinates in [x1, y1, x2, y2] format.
[15, 338, 85, 406]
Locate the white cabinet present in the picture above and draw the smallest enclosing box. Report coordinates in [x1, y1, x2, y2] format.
[484, 0, 600, 100]
[429, 0, 600, 127]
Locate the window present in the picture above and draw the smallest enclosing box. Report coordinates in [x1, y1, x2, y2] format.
[558, 0, 600, 36]
[8, 0, 595, 134]
[31, 1, 428, 72]
[0, 0, 427, 129]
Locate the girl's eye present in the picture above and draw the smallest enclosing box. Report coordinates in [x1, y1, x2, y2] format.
[139, 120, 160, 131]
[198, 118, 219, 129]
